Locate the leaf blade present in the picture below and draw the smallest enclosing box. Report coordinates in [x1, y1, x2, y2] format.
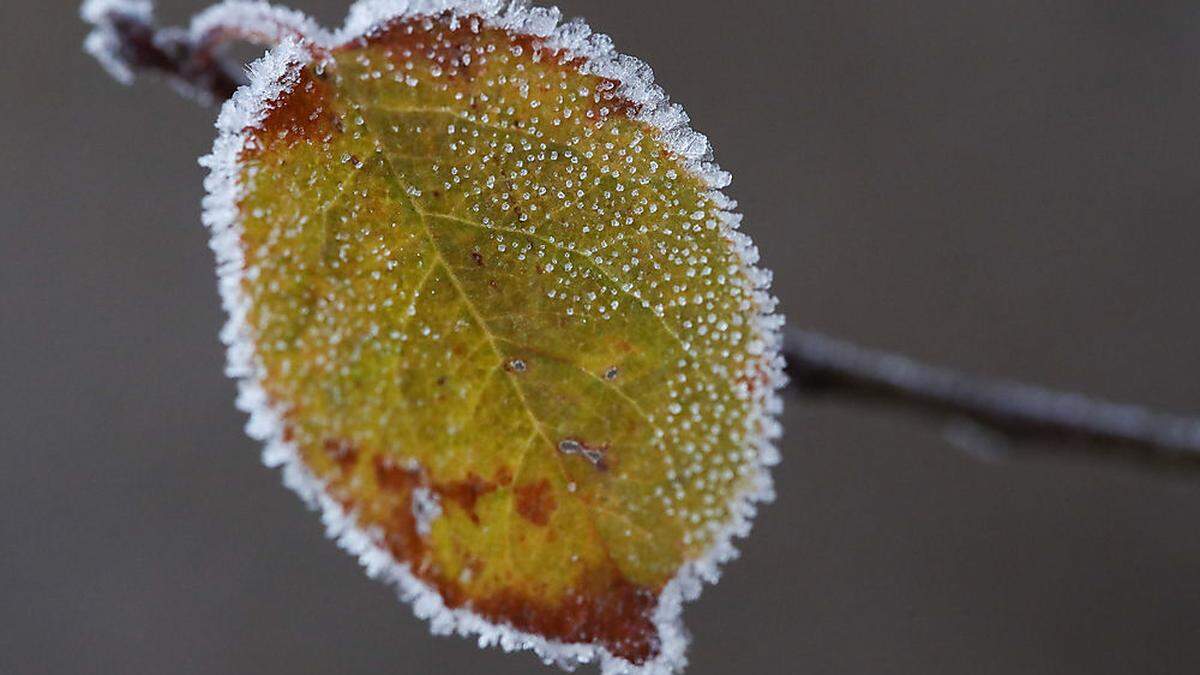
[205, 4, 783, 672]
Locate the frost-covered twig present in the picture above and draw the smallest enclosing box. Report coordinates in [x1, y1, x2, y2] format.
[82, 0, 318, 103]
[785, 329, 1200, 473]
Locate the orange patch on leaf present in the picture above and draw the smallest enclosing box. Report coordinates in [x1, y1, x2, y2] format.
[734, 359, 773, 397]
[514, 479, 557, 526]
[493, 465, 514, 486]
[471, 569, 660, 664]
[370, 454, 434, 568]
[352, 14, 641, 125]
[319, 447, 660, 664]
[245, 68, 338, 158]
[435, 473, 496, 524]
[348, 14, 491, 81]
[323, 437, 359, 471]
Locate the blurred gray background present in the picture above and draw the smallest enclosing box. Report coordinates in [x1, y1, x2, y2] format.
[4, 1, 1200, 673]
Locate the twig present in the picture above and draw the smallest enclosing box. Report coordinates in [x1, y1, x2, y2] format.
[85, 2, 1200, 477]
[82, 0, 314, 104]
[784, 329, 1200, 473]
[84, 4, 244, 103]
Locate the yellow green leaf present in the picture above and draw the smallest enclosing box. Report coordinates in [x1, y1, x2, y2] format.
[201, 2, 783, 672]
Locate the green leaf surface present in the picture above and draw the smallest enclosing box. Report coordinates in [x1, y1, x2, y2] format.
[203, 3, 782, 672]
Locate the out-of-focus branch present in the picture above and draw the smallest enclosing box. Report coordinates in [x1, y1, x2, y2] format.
[784, 329, 1200, 474]
[84, 1, 244, 103]
[82, 0, 316, 104]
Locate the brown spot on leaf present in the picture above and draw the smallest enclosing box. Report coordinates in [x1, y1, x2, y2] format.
[246, 68, 337, 158]
[323, 449, 659, 664]
[349, 15, 641, 124]
[494, 466, 514, 486]
[470, 251, 484, 267]
[323, 437, 359, 471]
[374, 454, 420, 494]
[374, 454, 498, 525]
[369, 455, 431, 565]
[734, 360, 771, 397]
[510, 33, 641, 122]
[471, 569, 659, 664]
[347, 12, 490, 81]
[435, 473, 496, 524]
[585, 77, 641, 123]
[514, 479, 556, 526]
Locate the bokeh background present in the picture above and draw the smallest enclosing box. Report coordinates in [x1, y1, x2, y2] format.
[5, 1, 1200, 673]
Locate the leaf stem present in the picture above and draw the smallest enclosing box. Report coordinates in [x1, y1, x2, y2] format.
[784, 329, 1200, 474]
[83, 0, 313, 104]
[85, 6, 243, 103]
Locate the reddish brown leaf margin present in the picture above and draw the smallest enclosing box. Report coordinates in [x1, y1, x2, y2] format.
[182, 1, 785, 673]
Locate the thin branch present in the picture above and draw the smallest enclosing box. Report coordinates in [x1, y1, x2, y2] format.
[83, 0, 313, 104]
[784, 329, 1200, 473]
[85, 6, 242, 103]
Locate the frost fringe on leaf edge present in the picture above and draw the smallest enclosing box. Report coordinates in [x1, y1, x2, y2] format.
[189, 2, 785, 673]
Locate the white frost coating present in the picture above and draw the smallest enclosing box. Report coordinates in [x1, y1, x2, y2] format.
[411, 486, 443, 536]
[81, 0, 154, 84]
[188, 1, 332, 46]
[198, 2, 786, 674]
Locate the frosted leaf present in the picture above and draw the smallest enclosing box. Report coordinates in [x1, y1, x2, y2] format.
[90, 1, 785, 673]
